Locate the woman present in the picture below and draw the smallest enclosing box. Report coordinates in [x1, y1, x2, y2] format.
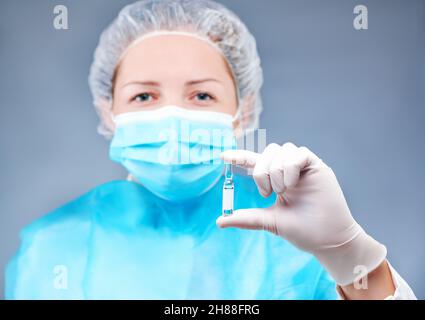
[5, 0, 416, 299]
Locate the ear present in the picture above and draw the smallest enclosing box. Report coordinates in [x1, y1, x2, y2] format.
[95, 98, 116, 136]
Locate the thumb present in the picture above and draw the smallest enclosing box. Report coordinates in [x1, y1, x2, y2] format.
[216, 208, 267, 230]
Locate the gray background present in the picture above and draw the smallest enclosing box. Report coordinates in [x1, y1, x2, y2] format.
[0, 0, 424, 299]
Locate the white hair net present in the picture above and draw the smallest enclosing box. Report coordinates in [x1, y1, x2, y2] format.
[88, 0, 263, 138]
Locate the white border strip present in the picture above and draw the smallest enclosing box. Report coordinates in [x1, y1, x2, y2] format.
[113, 105, 234, 126]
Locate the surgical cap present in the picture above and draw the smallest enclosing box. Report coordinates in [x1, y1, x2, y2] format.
[89, 0, 263, 138]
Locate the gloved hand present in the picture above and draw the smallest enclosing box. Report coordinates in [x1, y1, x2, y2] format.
[216, 142, 387, 286]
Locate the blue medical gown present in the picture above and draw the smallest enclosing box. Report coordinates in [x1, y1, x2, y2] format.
[5, 174, 337, 299]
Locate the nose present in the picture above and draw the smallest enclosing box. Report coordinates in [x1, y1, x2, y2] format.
[159, 88, 186, 109]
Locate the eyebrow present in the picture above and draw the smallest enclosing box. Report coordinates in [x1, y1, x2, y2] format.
[185, 78, 221, 86]
[120, 78, 222, 90]
[120, 81, 161, 89]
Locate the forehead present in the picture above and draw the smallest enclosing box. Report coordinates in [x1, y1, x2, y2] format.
[116, 34, 232, 81]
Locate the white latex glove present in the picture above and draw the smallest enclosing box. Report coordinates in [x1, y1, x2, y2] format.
[216, 142, 387, 286]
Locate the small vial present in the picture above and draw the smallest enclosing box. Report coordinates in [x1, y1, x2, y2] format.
[222, 163, 234, 216]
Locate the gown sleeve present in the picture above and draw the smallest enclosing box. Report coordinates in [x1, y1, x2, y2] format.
[5, 196, 92, 299]
[313, 264, 338, 300]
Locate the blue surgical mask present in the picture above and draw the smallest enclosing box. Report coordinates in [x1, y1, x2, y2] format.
[110, 106, 236, 202]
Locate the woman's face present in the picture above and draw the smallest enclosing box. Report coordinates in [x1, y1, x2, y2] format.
[112, 34, 238, 117]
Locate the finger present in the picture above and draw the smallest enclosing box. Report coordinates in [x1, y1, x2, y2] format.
[268, 145, 294, 194]
[276, 143, 319, 189]
[268, 159, 285, 195]
[216, 208, 266, 230]
[253, 143, 281, 197]
[282, 163, 300, 189]
[280, 143, 302, 188]
[220, 150, 259, 168]
[281, 145, 321, 188]
[298, 146, 325, 169]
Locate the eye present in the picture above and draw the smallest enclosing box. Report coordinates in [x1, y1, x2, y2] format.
[132, 92, 154, 103]
[194, 92, 215, 101]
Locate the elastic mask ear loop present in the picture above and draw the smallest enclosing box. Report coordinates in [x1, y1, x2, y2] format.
[225, 61, 242, 137]
[107, 106, 118, 140]
[109, 104, 120, 126]
[109, 110, 116, 124]
[232, 102, 245, 139]
[93, 96, 116, 139]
